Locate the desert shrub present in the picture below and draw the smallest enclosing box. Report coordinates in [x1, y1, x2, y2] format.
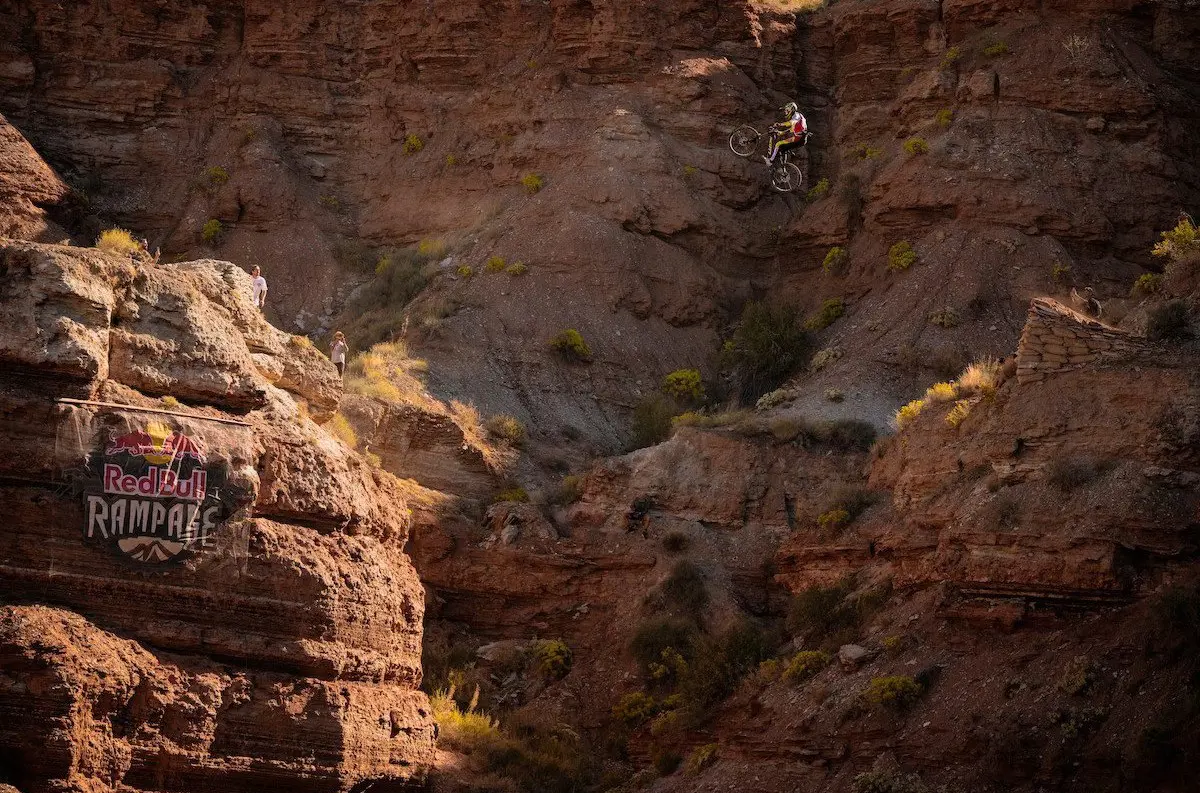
[888, 241, 917, 271]
[521, 173, 544, 194]
[682, 164, 699, 177]
[1057, 655, 1096, 696]
[853, 770, 930, 793]
[805, 297, 846, 331]
[159, 395, 181, 409]
[817, 508, 851, 534]
[928, 307, 960, 327]
[485, 255, 506, 273]
[1046, 457, 1103, 491]
[810, 346, 843, 372]
[783, 650, 831, 684]
[903, 137, 929, 156]
[201, 219, 223, 244]
[1154, 218, 1199, 260]
[820, 419, 877, 451]
[1131, 273, 1163, 296]
[823, 246, 849, 275]
[534, 639, 573, 680]
[662, 531, 689, 553]
[983, 41, 1010, 56]
[825, 387, 845, 402]
[806, 177, 831, 202]
[485, 414, 526, 446]
[673, 409, 753, 431]
[546, 475, 584, 506]
[96, 228, 141, 255]
[881, 635, 906, 655]
[430, 686, 504, 754]
[851, 143, 884, 160]
[418, 238, 446, 258]
[456, 264, 474, 278]
[1148, 300, 1191, 341]
[549, 329, 593, 362]
[1050, 260, 1072, 282]
[864, 675, 923, 709]
[662, 369, 705, 403]
[402, 134, 424, 154]
[205, 165, 229, 185]
[940, 45, 962, 68]
[925, 381, 957, 402]
[365, 451, 382, 467]
[687, 743, 719, 774]
[787, 581, 855, 639]
[721, 301, 812, 401]
[318, 194, 340, 211]
[445, 153, 458, 166]
[612, 691, 660, 724]
[631, 394, 680, 450]
[662, 561, 709, 618]
[895, 398, 925, 428]
[339, 248, 431, 347]
[755, 388, 795, 410]
[956, 358, 1002, 396]
[507, 262, 528, 276]
[945, 399, 972, 428]
[935, 108, 953, 127]
[631, 618, 700, 674]
[328, 413, 358, 448]
[652, 748, 682, 776]
[675, 621, 771, 718]
[492, 487, 530, 503]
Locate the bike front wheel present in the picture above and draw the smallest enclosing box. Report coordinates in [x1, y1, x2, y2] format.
[770, 162, 804, 193]
[729, 126, 760, 157]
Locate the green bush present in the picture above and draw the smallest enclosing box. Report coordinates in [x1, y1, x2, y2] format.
[1131, 273, 1163, 296]
[456, 264, 474, 278]
[662, 561, 709, 617]
[940, 45, 962, 68]
[787, 581, 855, 639]
[319, 194, 340, 211]
[612, 691, 659, 724]
[806, 177, 831, 202]
[935, 108, 953, 128]
[823, 246, 848, 275]
[888, 241, 917, 271]
[631, 618, 699, 674]
[549, 329, 593, 361]
[445, 153, 458, 166]
[484, 256, 506, 272]
[492, 487, 530, 503]
[96, 228, 141, 256]
[534, 639, 573, 680]
[983, 41, 1009, 56]
[1148, 301, 1191, 341]
[630, 394, 680, 450]
[928, 307, 960, 327]
[851, 143, 883, 160]
[661, 369, 705, 403]
[546, 475, 584, 506]
[721, 301, 812, 402]
[825, 387, 845, 402]
[205, 165, 229, 186]
[817, 508, 851, 534]
[864, 675, 923, 709]
[782, 650, 830, 683]
[522, 173, 544, 194]
[687, 743, 719, 774]
[804, 297, 846, 331]
[675, 621, 771, 718]
[903, 137, 929, 156]
[338, 245, 431, 347]
[201, 219, 223, 244]
[485, 414, 526, 446]
[1052, 260, 1072, 282]
[402, 134, 424, 154]
[507, 262, 528, 276]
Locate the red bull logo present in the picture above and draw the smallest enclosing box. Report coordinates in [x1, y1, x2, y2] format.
[105, 422, 206, 465]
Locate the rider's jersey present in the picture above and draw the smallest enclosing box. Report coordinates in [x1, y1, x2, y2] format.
[788, 112, 808, 136]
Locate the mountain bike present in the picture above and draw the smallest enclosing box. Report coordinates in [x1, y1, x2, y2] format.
[728, 125, 807, 193]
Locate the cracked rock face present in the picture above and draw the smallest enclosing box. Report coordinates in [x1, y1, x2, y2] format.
[0, 241, 435, 793]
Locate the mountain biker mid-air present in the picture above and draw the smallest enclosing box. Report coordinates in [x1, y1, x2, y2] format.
[765, 102, 808, 166]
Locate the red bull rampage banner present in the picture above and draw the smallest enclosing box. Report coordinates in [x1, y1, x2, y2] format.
[81, 421, 241, 564]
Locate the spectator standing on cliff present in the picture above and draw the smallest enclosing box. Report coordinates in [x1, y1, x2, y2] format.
[330, 331, 348, 377]
[250, 266, 268, 310]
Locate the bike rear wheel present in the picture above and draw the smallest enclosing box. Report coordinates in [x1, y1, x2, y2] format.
[729, 126, 760, 157]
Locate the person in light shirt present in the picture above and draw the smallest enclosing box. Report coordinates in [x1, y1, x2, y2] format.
[330, 331, 348, 377]
[250, 266, 268, 309]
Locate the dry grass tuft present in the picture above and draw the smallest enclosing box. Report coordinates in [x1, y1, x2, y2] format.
[97, 228, 141, 255]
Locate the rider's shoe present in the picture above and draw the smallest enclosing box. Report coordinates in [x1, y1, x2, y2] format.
[762, 155, 772, 166]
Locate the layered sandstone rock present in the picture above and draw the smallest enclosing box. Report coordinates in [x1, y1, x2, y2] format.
[0, 241, 434, 792]
[0, 112, 68, 241]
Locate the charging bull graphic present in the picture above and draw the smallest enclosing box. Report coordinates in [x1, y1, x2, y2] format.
[81, 421, 240, 564]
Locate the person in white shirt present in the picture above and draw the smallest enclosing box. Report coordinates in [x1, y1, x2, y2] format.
[250, 266, 268, 309]
[330, 331, 348, 377]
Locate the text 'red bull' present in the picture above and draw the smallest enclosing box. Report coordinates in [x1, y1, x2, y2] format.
[103, 464, 208, 501]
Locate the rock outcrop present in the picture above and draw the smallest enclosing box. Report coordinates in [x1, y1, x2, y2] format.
[0, 241, 435, 792]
